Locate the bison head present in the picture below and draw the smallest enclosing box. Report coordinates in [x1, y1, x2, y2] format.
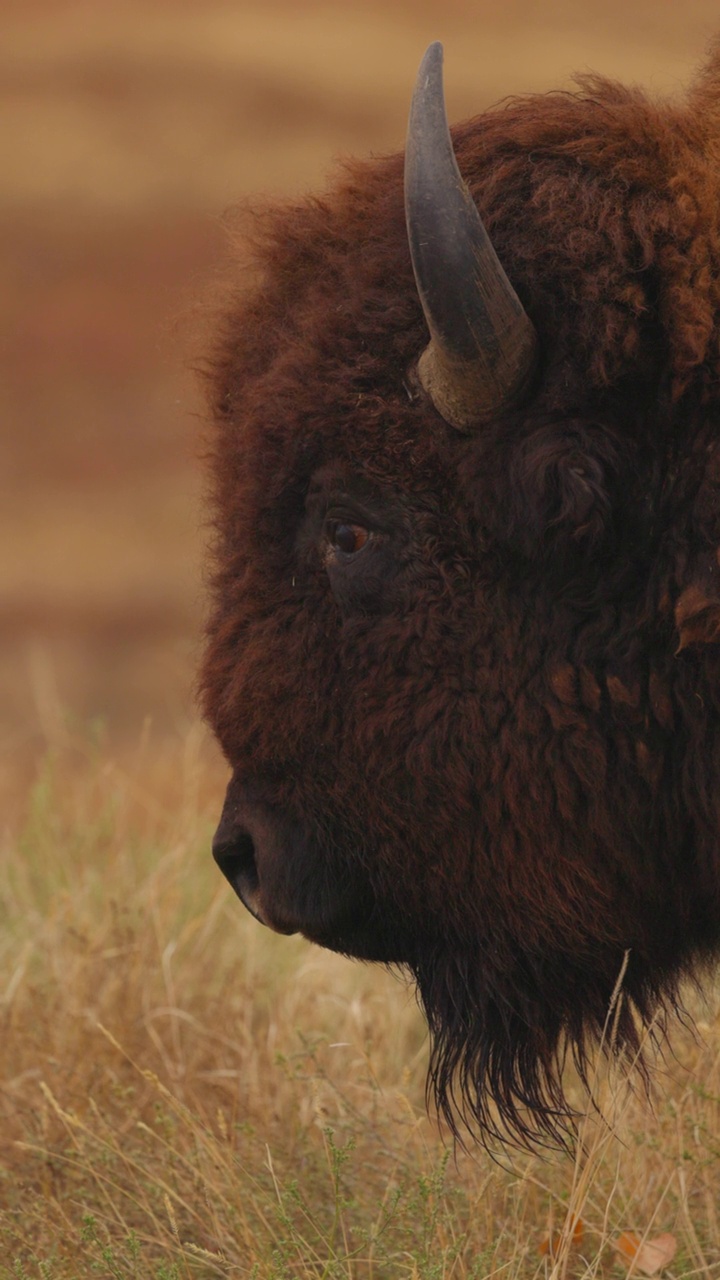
[202, 42, 720, 1145]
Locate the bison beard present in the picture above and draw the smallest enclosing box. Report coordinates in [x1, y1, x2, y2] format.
[201, 40, 720, 1146]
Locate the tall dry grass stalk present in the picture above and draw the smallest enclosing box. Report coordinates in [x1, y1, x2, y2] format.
[1, 724, 719, 1277]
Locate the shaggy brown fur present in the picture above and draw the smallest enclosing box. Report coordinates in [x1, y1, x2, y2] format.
[202, 43, 720, 1146]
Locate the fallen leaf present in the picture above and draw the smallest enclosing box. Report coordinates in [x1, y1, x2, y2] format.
[613, 1230, 677, 1275]
[539, 1217, 583, 1257]
[615, 1231, 641, 1261]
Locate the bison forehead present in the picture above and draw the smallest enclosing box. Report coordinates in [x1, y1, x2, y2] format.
[211, 83, 718, 458]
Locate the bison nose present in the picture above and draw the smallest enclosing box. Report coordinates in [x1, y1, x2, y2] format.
[212, 826, 269, 926]
[212, 784, 298, 936]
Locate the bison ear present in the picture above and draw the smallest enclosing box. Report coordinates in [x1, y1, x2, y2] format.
[493, 422, 619, 559]
[675, 551, 720, 652]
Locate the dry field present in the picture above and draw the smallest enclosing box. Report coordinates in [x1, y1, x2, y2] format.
[2, 728, 720, 1277]
[3, 1, 720, 1275]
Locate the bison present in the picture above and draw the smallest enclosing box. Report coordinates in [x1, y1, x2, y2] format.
[202, 41, 720, 1145]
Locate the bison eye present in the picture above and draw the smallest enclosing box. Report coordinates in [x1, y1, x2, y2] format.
[326, 520, 370, 556]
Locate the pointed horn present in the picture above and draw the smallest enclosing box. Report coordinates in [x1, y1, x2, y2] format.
[404, 42, 538, 431]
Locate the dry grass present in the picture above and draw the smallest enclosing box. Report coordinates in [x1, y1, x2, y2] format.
[1, 725, 720, 1278]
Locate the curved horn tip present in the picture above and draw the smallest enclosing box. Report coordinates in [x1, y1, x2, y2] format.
[419, 41, 444, 72]
[404, 40, 538, 431]
[409, 43, 446, 139]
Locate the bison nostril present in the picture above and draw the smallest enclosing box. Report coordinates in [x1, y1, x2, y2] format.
[211, 790, 300, 936]
[212, 830, 264, 921]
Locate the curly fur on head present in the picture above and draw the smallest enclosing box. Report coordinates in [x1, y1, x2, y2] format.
[201, 42, 720, 1147]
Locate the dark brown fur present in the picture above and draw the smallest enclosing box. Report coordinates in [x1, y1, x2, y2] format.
[201, 44, 720, 1145]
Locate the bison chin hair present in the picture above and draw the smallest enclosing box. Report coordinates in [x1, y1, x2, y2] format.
[411, 943, 679, 1150]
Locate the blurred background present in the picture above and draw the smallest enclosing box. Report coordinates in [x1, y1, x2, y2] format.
[3, 0, 720, 791]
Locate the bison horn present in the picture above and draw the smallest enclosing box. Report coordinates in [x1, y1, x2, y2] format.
[404, 42, 538, 430]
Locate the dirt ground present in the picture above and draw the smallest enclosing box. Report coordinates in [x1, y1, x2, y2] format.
[3, 0, 720, 768]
